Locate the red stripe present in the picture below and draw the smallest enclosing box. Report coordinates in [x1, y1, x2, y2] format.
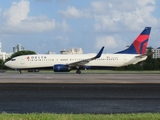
[133, 41, 140, 54]
[133, 35, 149, 54]
[135, 35, 149, 42]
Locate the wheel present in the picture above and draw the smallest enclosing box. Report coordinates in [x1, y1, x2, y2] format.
[19, 70, 22, 74]
[76, 69, 81, 74]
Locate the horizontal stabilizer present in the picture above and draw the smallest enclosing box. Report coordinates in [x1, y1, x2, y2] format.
[135, 52, 154, 58]
[135, 54, 147, 58]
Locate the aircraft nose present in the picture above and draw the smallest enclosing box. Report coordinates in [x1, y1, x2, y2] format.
[4, 61, 10, 67]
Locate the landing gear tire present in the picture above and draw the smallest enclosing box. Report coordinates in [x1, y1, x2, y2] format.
[19, 70, 22, 74]
[76, 69, 81, 74]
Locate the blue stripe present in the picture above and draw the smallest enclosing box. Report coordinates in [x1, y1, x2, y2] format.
[141, 27, 151, 35]
[140, 39, 148, 54]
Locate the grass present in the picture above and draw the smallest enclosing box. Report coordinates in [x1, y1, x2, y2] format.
[0, 113, 160, 120]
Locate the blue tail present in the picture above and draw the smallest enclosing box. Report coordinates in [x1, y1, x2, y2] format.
[115, 27, 151, 54]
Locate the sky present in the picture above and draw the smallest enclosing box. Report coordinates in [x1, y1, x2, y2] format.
[0, 0, 160, 54]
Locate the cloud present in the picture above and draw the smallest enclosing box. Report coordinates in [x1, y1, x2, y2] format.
[58, 0, 158, 32]
[95, 36, 118, 49]
[94, 14, 119, 32]
[89, 0, 159, 51]
[52, 35, 69, 41]
[1, 0, 69, 33]
[91, 0, 158, 32]
[91, 1, 109, 14]
[18, 16, 57, 32]
[58, 6, 91, 18]
[3, 0, 30, 26]
[51, 35, 70, 49]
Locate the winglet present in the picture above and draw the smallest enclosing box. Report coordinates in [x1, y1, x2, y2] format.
[94, 46, 104, 58]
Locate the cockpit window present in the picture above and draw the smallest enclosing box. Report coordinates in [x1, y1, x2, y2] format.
[11, 59, 16, 61]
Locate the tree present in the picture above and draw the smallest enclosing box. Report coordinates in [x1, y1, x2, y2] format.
[146, 47, 153, 62]
[0, 59, 5, 69]
[143, 47, 154, 70]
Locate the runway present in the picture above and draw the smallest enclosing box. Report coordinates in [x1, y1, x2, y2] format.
[0, 73, 160, 83]
[0, 73, 160, 114]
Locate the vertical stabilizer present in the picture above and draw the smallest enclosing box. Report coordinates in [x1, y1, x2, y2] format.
[116, 27, 151, 54]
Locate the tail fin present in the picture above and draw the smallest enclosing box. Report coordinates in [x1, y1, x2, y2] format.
[115, 27, 151, 54]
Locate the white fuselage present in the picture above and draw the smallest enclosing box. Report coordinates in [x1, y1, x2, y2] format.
[5, 53, 147, 70]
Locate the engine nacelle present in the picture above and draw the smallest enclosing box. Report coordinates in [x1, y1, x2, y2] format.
[53, 64, 70, 72]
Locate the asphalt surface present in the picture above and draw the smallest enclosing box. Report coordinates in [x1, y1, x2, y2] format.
[0, 73, 160, 114]
[0, 73, 160, 83]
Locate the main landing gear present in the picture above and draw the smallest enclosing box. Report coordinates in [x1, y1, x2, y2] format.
[76, 66, 81, 74]
[76, 69, 81, 74]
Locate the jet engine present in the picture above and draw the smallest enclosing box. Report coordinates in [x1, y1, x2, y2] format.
[53, 64, 70, 72]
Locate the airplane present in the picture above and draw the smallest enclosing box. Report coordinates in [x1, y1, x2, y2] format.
[5, 27, 151, 74]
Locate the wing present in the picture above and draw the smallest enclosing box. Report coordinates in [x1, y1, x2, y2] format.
[68, 46, 104, 67]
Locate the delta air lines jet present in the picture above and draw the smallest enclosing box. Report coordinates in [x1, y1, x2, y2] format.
[5, 27, 151, 74]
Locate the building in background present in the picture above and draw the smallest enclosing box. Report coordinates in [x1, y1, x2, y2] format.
[46, 50, 55, 54]
[13, 44, 24, 53]
[0, 42, 12, 60]
[0, 52, 12, 61]
[60, 48, 83, 54]
[152, 47, 160, 58]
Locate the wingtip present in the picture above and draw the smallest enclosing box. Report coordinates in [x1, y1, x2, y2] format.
[95, 46, 104, 58]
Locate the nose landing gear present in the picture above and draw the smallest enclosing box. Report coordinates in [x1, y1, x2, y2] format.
[18, 70, 22, 74]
